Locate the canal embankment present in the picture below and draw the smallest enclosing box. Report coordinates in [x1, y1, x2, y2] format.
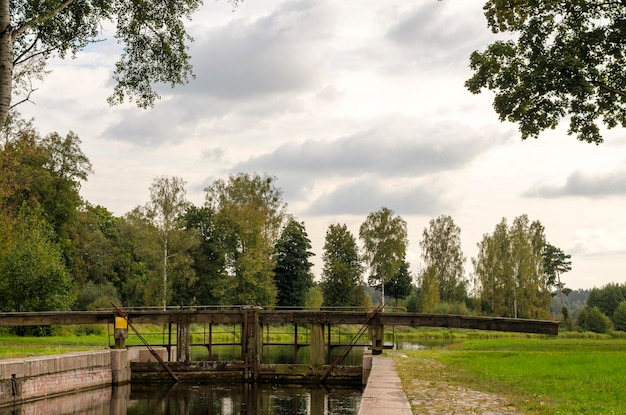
[358, 354, 412, 415]
[0, 349, 130, 406]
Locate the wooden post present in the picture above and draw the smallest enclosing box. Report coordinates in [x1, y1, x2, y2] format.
[113, 317, 128, 349]
[242, 306, 262, 382]
[177, 318, 191, 363]
[208, 323, 213, 360]
[310, 323, 325, 367]
[327, 323, 332, 363]
[369, 323, 384, 355]
[294, 323, 299, 364]
[310, 387, 325, 415]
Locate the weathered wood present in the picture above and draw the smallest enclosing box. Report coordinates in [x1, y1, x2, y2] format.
[0, 311, 113, 325]
[130, 361, 362, 384]
[310, 324, 325, 367]
[1, 308, 558, 385]
[0, 310, 559, 335]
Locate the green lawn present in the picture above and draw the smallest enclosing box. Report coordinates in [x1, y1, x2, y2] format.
[393, 337, 626, 414]
[0, 334, 108, 359]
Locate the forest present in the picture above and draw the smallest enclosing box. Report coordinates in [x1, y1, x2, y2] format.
[0, 120, 624, 335]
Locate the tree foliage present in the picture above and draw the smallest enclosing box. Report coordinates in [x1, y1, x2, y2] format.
[613, 301, 626, 332]
[578, 305, 612, 333]
[273, 219, 314, 307]
[386, 259, 413, 306]
[359, 207, 407, 307]
[145, 175, 196, 308]
[321, 224, 364, 308]
[69, 203, 119, 287]
[183, 205, 226, 305]
[1, 0, 244, 126]
[204, 173, 286, 306]
[0, 124, 91, 235]
[420, 215, 467, 304]
[543, 242, 572, 310]
[466, 0, 626, 143]
[0, 204, 75, 313]
[473, 215, 550, 319]
[586, 282, 626, 321]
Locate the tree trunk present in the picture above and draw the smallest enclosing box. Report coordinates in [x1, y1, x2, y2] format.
[163, 240, 168, 310]
[557, 272, 565, 309]
[0, 0, 12, 127]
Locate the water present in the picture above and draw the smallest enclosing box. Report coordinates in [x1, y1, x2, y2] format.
[2, 339, 445, 415]
[0, 383, 362, 415]
[128, 382, 362, 415]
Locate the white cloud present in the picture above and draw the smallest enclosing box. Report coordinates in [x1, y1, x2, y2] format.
[15, 0, 626, 290]
[525, 168, 626, 198]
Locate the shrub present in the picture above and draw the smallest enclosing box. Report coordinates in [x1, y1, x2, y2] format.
[613, 301, 626, 332]
[405, 294, 421, 313]
[578, 306, 612, 333]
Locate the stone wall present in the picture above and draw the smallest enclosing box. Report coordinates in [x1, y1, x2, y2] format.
[0, 350, 130, 406]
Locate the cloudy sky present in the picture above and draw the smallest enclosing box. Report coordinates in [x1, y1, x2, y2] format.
[19, 0, 626, 290]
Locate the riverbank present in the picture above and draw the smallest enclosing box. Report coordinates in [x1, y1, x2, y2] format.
[391, 337, 626, 414]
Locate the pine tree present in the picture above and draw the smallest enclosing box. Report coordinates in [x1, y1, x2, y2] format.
[274, 219, 314, 307]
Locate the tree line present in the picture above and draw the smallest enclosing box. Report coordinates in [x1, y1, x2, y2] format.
[1, 122, 584, 322]
[7, 122, 626, 336]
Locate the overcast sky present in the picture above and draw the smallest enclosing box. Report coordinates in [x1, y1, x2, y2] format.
[19, 0, 626, 290]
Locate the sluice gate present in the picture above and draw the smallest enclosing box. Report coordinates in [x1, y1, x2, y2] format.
[0, 307, 559, 384]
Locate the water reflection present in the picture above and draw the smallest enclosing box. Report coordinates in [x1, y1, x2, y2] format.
[191, 345, 366, 366]
[1, 383, 361, 415]
[129, 383, 361, 415]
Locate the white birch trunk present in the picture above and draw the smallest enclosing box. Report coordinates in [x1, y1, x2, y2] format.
[0, 0, 12, 127]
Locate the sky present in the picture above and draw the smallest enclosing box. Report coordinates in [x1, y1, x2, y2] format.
[18, 0, 626, 290]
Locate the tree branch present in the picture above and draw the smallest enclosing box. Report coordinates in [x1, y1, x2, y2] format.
[9, 88, 38, 109]
[590, 80, 626, 98]
[12, 0, 77, 40]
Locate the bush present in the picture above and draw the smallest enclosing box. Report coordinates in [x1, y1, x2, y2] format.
[578, 306, 612, 333]
[405, 294, 421, 313]
[74, 280, 120, 311]
[613, 301, 626, 332]
[432, 302, 470, 315]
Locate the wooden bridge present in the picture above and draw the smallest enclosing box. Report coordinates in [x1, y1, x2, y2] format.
[0, 307, 559, 384]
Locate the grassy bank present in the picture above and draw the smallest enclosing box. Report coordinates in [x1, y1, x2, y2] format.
[392, 337, 626, 414]
[0, 334, 107, 359]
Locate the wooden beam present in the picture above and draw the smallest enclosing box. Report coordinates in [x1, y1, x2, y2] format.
[0, 310, 559, 335]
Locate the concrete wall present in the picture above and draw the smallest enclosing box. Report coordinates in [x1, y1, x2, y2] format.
[0, 350, 130, 406]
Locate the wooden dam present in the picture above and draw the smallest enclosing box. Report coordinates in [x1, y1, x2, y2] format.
[0, 306, 559, 384]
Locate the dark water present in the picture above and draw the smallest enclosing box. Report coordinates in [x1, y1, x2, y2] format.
[1, 382, 362, 415]
[129, 382, 361, 415]
[3, 339, 448, 415]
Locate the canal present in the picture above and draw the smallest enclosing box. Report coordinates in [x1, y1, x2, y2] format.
[0, 341, 446, 414]
[0, 381, 362, 415]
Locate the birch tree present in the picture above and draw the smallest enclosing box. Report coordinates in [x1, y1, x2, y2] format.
[359, 207, 407, 308]
[146, 175, 194, 309]
[420, 215, 467, 305]
[1, 0, 243, 127]
[473, 215, 550, 319]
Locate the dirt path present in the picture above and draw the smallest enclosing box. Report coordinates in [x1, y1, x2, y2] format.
[393, 353, 525, 415]
[404, 378, 523, 415]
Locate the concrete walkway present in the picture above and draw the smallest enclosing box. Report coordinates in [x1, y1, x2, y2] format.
[358, 355, 412, 415]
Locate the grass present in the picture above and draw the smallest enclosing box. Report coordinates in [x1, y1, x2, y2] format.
[0, 323, 371, 359]
[392, 337, 626, 414]
[0, 334, 108, 359]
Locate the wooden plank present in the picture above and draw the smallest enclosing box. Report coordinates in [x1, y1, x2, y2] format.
[0, 311, 113, 326]
[0, 310, 559, 335]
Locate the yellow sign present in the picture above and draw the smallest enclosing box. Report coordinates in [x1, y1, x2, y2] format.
[115, 316, 128, 329]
